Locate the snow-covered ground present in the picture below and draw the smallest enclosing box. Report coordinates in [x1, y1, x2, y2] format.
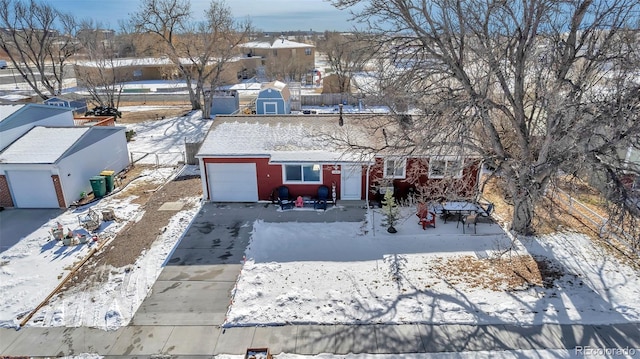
[225, 210, 640, 327]
[0, 110, 208, 329]
[1, 107, 639, 338]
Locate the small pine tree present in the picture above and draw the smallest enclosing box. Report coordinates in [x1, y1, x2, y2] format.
[381, 190, 399, 233]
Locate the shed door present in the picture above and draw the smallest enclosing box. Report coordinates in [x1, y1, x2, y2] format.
[7, 170, 59, 208]
[207, 163, 258, 202]
[263, 102, 278, 114]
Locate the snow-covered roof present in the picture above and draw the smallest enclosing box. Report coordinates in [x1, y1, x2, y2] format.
[0, 104, 73, 132]
[260, 81, 291, 101]
[0, 126, 89, 163]
[241, 38, 315, 49]
[0, 104, 26, 122]
[198, 114, 479, 162]
[197, 115, 372, 163]
[75, 55, 249, 68]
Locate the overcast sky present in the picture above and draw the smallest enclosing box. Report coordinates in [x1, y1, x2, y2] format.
[51, 0, 360, 32]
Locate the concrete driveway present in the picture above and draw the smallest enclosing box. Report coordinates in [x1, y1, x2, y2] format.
[0, 208, 64, 253]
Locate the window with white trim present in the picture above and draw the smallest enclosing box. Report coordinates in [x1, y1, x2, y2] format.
[305, 48, 312, 55]
[383, 158, 406, 178]
[429, 157, 463, 178]
[283, 164, 322, 183]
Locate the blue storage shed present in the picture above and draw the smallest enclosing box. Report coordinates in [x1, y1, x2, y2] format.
[256, 81, 291, 115]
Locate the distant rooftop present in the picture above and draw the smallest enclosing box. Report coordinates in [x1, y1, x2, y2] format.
[241, 38, 315, 49]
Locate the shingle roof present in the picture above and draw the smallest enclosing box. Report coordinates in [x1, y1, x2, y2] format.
[197, 114, 479, 162]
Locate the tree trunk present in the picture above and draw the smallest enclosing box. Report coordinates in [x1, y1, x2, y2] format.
[511, 190, 535, 235]
[202, 92, 212, 119]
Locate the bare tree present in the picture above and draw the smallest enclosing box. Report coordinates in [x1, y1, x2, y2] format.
[331, 0, 640, 236]
[131, 0, 250, 116]
[317, 31, 372, 94]
[74, 21, 128, 110]
[184, 1, 251, 119]
[0, 0, 80, 99]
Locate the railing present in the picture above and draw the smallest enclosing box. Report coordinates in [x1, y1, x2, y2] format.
[73, 116, 116, 127]
[129, 151, 186, 167]
[550, 188, 638, 255]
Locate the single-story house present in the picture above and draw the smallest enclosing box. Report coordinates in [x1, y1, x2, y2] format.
[195, 114, 481, 204]
[256, 81, 291, 115]
[0, 126, 130, 208]
[0, 104, 75, 151]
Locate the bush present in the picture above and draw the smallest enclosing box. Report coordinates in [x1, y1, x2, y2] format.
[125, 129, 136, 142]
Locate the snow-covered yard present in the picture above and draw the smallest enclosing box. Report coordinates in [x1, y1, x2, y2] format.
[225, 209, 640, 327]
[1, 108, 639, 336]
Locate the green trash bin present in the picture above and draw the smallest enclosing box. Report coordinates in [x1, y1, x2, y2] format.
[90, 176, 107, 198]
[100, 170, 115, 193]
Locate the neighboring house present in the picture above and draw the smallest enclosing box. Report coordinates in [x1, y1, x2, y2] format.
[321, 73, 351, 94]
[240, 38, 315, 80]
[0, 104, 74, 151]
[195, 114, 481, 204]
[256, 81, 291, 114]
[74, 56, 261, 87]
[0, 126, 130, 208]
[43, 95, 88, 115]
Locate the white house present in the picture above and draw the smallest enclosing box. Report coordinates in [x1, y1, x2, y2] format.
[0, 126, 130, 208]
[0, 104, 75, 151]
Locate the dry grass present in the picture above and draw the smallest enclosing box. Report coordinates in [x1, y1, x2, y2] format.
[430, 255, 566, 291]
[480, 175, 640, 271]
[118, 104, 192, 124]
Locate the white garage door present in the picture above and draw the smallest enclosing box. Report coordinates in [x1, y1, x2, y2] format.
[7, 170, 59, 208]
[207, 163, 258, 202]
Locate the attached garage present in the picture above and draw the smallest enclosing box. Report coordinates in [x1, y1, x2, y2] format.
[6, 170, 59, 208]
[207, 163, 258, 202]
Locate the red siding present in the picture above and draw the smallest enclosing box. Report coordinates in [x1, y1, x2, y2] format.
[203, 158, 345, 201]
[368, 157, 481, 203]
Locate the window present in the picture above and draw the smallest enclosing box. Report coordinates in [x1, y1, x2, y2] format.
[383, 158, 406, 178]
[305, 48, 312, 56]
[272, 49, 278, 56]
[283, 164, 322, 183]
[429, 158, 463, 178]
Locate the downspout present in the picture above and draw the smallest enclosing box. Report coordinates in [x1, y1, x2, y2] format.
[365, 158, 374, 236]
[198, 157, 209, 201]
[475, 157, 483, 202]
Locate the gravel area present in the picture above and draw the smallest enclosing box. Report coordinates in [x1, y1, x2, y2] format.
[61, 166, 202, 292]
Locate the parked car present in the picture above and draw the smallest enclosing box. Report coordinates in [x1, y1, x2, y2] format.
[0, 60, 7, 69]
[85, 106, 121, 118]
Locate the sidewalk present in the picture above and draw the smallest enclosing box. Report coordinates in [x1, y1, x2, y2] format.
[3, 321, 640, 356]
[2, 202, 640, 357]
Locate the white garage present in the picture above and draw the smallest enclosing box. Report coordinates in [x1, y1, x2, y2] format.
[6, 170, 59, 208]
[0, 126, 130, 209]
[207, 163, 258, 202]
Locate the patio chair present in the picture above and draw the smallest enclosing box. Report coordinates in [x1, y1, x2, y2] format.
[416, 203, 436, 229]
[314, 185, 330, 210]
[461, 212, 478, 234]
[476, 202, 495, 224]
[277, 185, 294, 210]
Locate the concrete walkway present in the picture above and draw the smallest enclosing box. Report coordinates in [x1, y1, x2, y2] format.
[2, 202, 640, 357]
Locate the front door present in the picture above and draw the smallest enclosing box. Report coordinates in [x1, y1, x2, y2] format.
[340, 164, 361, 200]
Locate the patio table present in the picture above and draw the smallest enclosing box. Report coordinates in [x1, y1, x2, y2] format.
[441, 201, 480, 224]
